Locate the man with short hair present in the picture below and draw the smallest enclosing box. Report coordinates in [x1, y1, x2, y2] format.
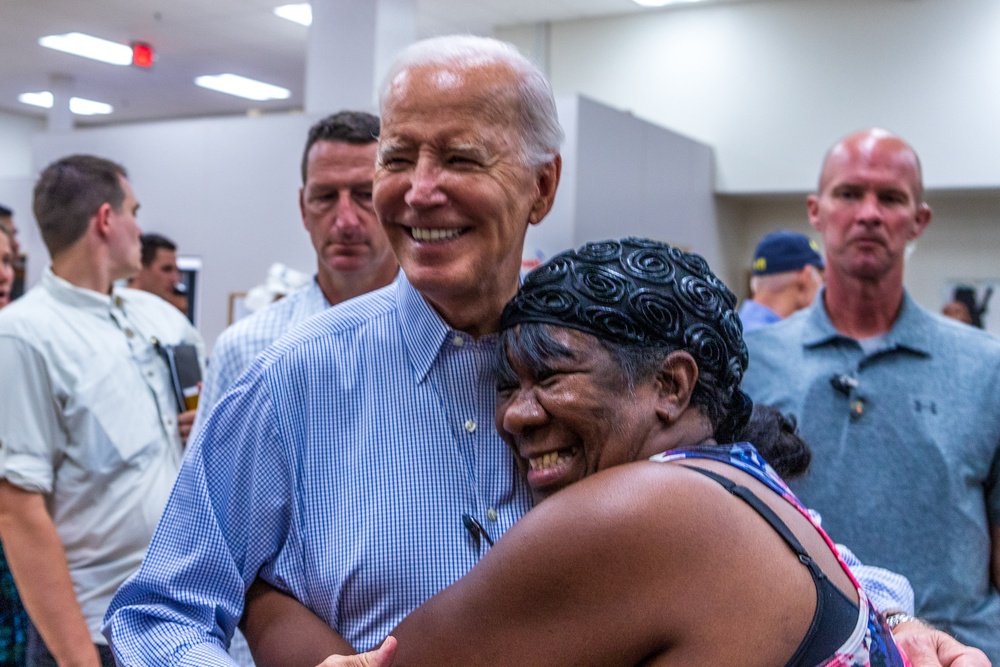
[0, 155, 203, 667]
[738, 230, 825, 331]
[106, 46, 978, 667]
[129, 232, 181, 303]
[743, 128, 999, 663]
[193, 110, 397, 431]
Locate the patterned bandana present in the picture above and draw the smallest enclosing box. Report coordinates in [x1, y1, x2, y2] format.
[501, 237, 749, 414]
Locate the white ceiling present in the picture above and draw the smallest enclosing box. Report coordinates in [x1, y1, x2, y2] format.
[0, 0, 679, 127]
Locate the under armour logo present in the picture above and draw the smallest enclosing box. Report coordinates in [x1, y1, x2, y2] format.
[914, 399, 937, 414]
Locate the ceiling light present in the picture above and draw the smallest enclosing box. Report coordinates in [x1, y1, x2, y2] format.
[194, 74, 291, 101]
[70, 98, 114, 115]
[18, 92, 54, 108]
[39, 32, 133, 66]
[18, 91, 114, 115]
[274, 3, 312, 27]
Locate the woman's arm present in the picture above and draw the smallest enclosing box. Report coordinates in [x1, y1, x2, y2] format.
[246, 463, 688, 666]
[384, 466, 684, 666]
[249, 462, 804, 666]
[242, 578, 355, 667]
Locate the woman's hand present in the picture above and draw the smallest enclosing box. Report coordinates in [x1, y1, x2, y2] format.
[315, 637, 397, 667]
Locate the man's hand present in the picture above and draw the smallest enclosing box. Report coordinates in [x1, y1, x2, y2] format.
[892, 620, 991, 667]
[316, 637, 397, 667]
[178, 408, 196, 445]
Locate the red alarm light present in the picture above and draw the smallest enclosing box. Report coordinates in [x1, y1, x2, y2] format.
[131, 42, 154, 68]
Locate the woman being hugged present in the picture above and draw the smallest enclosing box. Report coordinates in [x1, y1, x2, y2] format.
[296, 238, 911, 667]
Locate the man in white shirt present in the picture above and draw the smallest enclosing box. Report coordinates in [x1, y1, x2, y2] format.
[0, 155, 203, 667]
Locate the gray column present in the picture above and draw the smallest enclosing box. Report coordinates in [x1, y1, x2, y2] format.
[304, 0, 416, 115]
[305, 0, 376, 114]
[47, 74, 73, 132]
[374, 0, 417, 100]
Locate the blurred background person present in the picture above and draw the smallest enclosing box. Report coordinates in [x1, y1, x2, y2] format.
[941, 299, 973, 326]
[0, 206, 25, 302]
[0, 225, 26, 666]
[941, 284, 991, 329]
[129, 232, 182, 306]
[739, 230, 825, 332]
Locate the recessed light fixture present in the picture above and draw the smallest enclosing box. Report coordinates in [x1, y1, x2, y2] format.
[632, 0, 703, 6]
[274, 3, 312, 27]
[39, 32, 133, 66]
[18, 91, 114, 115]
[194, 74, 291, 101]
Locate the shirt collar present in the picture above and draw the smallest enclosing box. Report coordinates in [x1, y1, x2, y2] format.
[41, 266, 118, 316]
[396, 273, 454, 383]
[802, 287, 933, 356]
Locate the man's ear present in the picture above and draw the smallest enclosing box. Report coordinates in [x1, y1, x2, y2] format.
[654, 351, 698, 425]
[806, 194, 822, 233]
[911, 202, 932, 240]
[93, 202, 113, 238]
[527, 155, 562, 226]
[299, 187, 308, 229]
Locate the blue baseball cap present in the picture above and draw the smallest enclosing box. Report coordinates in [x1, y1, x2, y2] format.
[752, 231, 824, 276]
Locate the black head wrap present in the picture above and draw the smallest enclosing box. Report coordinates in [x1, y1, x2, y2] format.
[501, 237, 752, 440]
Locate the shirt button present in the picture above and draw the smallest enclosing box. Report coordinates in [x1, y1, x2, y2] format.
[486, 508, 498, 522]
[147, 371, 155, 377]
[452, 336, 464, 347]
[464, 419, 477, 433]
[124, 328, 134, 338]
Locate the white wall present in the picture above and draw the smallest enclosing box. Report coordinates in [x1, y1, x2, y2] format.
[0, 111, 43, 179]
[503, 0, 1000, 193]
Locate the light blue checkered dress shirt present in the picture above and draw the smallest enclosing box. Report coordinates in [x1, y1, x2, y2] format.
[104, 273, 533, 664]
[192, 280, 330, 667]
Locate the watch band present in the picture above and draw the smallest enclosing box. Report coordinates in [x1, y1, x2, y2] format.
[884, 611, 920, 630]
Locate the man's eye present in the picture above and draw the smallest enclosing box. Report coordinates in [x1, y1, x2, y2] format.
[448, 155, 480, 167]
[535, 370, 561, 387]
[380, 155, 412, 169]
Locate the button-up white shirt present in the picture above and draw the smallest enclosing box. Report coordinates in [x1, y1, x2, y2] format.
[0, 268, 204, 641]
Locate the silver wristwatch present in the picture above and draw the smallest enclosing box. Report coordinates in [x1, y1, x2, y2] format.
[883, 611, 920, 630]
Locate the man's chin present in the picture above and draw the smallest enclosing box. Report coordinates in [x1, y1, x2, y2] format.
[326, 255, 371, 272]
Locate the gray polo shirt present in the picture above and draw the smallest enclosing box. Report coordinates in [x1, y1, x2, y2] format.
[743, 290, 1000, 662]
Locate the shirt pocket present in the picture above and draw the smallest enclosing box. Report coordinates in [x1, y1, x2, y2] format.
[64, 352, 167, 470]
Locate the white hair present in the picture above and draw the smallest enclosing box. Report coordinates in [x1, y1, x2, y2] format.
[379, 34, 563, 168]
